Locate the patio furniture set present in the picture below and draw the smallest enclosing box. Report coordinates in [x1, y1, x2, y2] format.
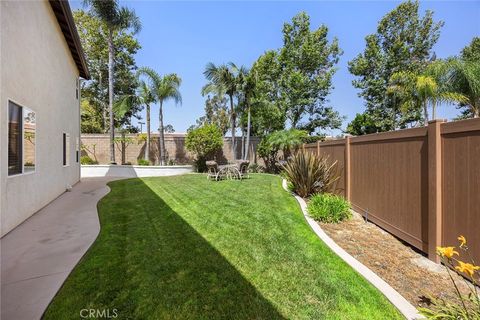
[206, 160, 250, 181]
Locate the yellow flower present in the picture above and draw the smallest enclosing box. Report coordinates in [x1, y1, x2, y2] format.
[455, 261, 480, 278]
[458, 235, 467, 248]
[436, 246, 459, 259]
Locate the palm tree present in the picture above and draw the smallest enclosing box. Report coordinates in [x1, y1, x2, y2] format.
[443, 59, 480, 118]
[115, 80, 155, 161]
[203, 62, 241, 160]
[388, 69, 467, 126]
[416, 75, 438, 125]
[139, 81, 155, 161]
[237, 68, 260, 160]
[137, 67, 182, 165]
[267, 129, 308, 159]
[83, 0, 141, 163]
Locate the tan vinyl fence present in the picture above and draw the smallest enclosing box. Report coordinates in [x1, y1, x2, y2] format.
[304, 118, 480, 263]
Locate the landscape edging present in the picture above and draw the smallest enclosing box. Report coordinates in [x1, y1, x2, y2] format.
[281, 179, 424, 320]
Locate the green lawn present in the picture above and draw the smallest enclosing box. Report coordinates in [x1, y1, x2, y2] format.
[44, 174, 402, 319]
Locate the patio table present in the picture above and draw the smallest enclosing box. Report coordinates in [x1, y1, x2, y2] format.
[218, 164, 241, 180]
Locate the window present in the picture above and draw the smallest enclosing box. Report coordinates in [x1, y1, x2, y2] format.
[63, 133, 70, 166]
[8, 102, 22, 175]
[8, 101, 36, 176]
[76, 137, 80, 163]
[24, 108, 36, 173]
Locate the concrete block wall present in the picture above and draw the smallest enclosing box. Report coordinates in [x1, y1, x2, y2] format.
[81, 133, 262, 165]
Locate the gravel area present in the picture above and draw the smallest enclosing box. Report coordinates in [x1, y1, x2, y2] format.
[318, 211, 474, 308]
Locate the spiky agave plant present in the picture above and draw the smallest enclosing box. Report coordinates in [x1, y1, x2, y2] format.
[280, 151, 341, 198]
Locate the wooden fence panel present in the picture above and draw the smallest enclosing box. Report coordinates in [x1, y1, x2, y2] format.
[295, 119, 480, 262]
[304, 144, 318, 155]
[319, 141, 346, 197]
[441, 119, 480, 263]
[303, 140, 346, 196]
[349, 132, 428, 251]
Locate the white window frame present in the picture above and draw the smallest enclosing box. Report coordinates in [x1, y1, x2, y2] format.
[7, 100, 36, 178]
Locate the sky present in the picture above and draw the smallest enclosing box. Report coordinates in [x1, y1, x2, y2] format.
[72, 0, 480, 134]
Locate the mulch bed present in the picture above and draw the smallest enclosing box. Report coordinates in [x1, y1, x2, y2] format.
[317, 212, 474, 308]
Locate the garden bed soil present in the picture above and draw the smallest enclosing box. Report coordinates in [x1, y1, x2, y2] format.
[318, 212, 474, 308]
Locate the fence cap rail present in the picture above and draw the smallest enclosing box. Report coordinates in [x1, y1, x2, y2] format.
[441, 117, 480, 135]
[349, 126, 427, 144]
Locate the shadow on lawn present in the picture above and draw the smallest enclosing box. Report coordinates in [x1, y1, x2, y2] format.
[44, 178, 285, 320]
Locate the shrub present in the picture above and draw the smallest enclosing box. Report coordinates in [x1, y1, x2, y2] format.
[266, 129, 308, 158]
[280, 151, 340, 198]
[80, 156, 98, 165]
[307, 193, 351, 223]
[138, 159, 150, 166]
[185, 124, 223, 172]
[257, 137, 279, 173]
[258, 129, 320, 173]
[420, 236, 480, 319]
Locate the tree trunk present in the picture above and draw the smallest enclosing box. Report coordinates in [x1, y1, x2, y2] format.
[241, 126, 245, 160]
[146, 104, 150, 161]
[245, 106, 251, 160]
[102, 105, 107, 133]
[98, 68, 107, 133]
[121, 131, 126, 165]
[229, 94, 236, 160]
[423, 100, 429, 126]
[432, 99, 437, 121]
[159, 101, 166, 165]
[108, 29, 115, 163]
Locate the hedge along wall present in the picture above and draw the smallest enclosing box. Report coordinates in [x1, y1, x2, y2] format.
[80, 133, 261, 165]
[304, 118, 480, 264]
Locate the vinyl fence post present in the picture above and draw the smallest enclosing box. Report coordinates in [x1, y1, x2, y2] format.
[317, 140, 320, 157]
[427, 119, 446, 263]
[345, 136, 351, 201]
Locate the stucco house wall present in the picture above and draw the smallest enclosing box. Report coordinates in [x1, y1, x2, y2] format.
[1, 1, 82, 236]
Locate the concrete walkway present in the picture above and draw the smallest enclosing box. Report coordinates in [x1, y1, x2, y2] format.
[1, 177, 118, 320]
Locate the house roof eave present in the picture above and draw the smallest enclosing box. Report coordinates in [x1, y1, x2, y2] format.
[49, 0, 90, 79]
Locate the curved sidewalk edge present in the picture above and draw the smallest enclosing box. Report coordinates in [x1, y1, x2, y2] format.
[1, 177, 118, 320]
[282, 179, 424, 320]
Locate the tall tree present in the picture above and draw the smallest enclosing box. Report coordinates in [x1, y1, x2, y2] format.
[139, 81, 154, 161]
[83, 0, 141, 163]
[237, 68, 261, 160]
[203, 62, 241, 159]
[279, 12, 343, 133]
[349, 0, 443, 131]
[249, 51, 286, 137]
[163, 124, 175, 133]
[346, 113, 383, 136]
[73, 10, 141, 134]
[195, 95, 230, 135]
[451, 38, 480, 118]
[138, 67, 182, 165]
[461, 37, 480, 62]
[249, 13, 343, 135]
